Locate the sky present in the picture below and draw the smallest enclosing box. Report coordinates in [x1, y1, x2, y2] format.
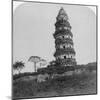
[13, 1, 96, 73]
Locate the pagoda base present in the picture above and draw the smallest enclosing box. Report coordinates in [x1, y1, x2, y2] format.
[56, 58, 77, 67]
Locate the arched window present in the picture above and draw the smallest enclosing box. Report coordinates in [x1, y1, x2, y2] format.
[64, 56, 66, 59]
[62, 36, 64, 39]
[63, 45, 65, 49]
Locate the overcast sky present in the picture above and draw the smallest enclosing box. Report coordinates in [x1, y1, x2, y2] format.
[13, 1, 96, 72]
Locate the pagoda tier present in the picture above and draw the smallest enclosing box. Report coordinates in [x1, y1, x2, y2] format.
[54, 28, 73, 38]
[55, 57, 76, 67]
[54, 48, 75, 57]
[53, 7, 77, 66]
[55, 20, 72, 30]
[55, 37, 73, 45]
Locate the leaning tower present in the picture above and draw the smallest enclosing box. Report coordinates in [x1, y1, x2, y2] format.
[53, 7, 77, 67]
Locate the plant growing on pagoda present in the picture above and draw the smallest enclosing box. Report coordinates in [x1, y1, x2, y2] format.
[13, 61, 24, 74]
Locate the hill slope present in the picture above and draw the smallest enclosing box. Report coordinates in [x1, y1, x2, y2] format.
[13, 71, 97, 99]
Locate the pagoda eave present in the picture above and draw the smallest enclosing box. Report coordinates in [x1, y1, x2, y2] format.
[55, 20, 71, 28]
[54, 50, 76, 57]
[55, 38, 73, 45]
[54, 30, 73, 38]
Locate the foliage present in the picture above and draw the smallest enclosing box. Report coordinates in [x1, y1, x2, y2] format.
[13, 61, 24, 74]
[28, 56, 41, 72]
[49, 60, 56, 65]
[38, 64, 75, 75]
[28, 56, 47, 72]
[39, 59, 47, 67]
[13, 71, 96, 99]
[75, 62, 97, 72]
[86, 64, 97, 72]
[28, 56, 41, 62]
[13, 72, 39, 80]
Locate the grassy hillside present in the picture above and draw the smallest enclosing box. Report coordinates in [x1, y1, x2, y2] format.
[13, 70, 97, 99]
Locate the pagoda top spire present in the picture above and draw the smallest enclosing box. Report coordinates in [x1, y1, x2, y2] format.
[56, 7, 68, 21]
[58, 7, 66, 15]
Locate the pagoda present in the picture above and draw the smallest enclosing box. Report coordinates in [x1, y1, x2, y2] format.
[53, 7, 77, 67]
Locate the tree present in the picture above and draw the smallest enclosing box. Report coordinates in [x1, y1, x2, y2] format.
[49, 60, 56, 66]
[39, 59, 47, 68]
[13, 61, 24, 74]
[28, 56, 41, 72]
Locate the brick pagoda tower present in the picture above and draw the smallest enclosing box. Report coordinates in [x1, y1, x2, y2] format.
[53, 7, 77, 67]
